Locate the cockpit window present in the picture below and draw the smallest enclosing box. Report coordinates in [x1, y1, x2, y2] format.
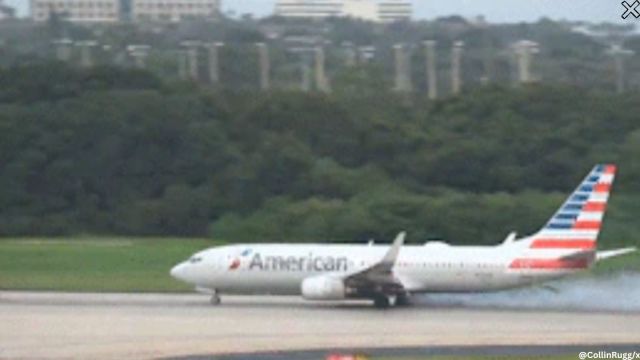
[189, 256, 202, 264]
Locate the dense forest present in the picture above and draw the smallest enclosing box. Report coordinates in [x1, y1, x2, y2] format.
[0, 63, 638, 246]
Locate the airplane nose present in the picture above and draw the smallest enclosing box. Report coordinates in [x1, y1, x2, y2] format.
[170, 262, 187, 281]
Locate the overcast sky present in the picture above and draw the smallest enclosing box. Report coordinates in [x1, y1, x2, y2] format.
[4, 0, 630, 24]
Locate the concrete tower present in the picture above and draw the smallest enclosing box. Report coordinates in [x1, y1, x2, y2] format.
[53, 38, 73, 62]
[180, 41, 201, 81]
[127, 45, 151, 69]
[76, 40, 97, 68]
[315, 46, 330, 92]
[257, 42, 270, 90]
[393, 43, 412, 92]
[206, 42, 224, 85]
[607, 44, 635, 93]
[450, 41, 464, 95]
[513, 40, 539, 84]
[423, 40, 437, 100]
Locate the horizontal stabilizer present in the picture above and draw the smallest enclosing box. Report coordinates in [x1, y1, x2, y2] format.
[596, 247, 637, 261]
[558, 250, 595, 262]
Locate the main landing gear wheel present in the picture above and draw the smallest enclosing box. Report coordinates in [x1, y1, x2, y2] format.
[373, 296, 390, 309]
[210, 291, 221, 305]
[395, 293, 411, 307]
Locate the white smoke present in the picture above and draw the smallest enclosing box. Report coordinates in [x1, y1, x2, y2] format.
[417, 272, 640, 313]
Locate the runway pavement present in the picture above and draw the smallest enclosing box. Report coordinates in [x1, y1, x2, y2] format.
[1, 291, 639, 360]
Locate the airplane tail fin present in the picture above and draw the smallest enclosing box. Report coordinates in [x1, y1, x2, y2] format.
[512, 165, 616, 270]
[531, 164, 615, 249]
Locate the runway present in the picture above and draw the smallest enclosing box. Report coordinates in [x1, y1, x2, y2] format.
[1, 291, 640, 360]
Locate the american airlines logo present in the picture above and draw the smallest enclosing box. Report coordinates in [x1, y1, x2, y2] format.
[247, 253, 349, 272]
[228, 248, 253, 270]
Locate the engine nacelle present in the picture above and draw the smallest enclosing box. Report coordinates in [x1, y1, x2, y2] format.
[301, 275, 346, 300]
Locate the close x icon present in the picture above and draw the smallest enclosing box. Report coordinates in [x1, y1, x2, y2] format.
[622, 0, 640, 19]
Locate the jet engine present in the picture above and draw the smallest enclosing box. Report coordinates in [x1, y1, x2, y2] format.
[301, 275, 346, 300]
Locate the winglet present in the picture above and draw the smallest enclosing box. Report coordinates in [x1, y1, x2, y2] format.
[381, 231, 405, 265]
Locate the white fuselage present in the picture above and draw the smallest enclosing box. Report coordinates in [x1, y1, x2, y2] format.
[170, 164, 622, 303]
[170, 240, 583, 296]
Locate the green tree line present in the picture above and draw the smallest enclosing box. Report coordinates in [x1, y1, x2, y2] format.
[0, 63, 638, 246]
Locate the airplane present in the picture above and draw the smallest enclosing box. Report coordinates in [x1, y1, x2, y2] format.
[170, 164, 636, 308]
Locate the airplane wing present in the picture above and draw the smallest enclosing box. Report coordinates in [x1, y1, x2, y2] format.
[341, 231, 407, 297]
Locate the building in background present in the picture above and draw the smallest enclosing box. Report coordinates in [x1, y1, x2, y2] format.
[31, 0, 220, 22]
[0, 0, 16, 20]
[275, 0, 341, 19]
[131, 0, 220, 22]
[32, 0, 121, 22]
[274, 0, 411, 23]
[376, 0, 410, 23]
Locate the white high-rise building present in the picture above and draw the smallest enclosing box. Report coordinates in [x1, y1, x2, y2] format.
[0, 0, 16, 20]
[31, 0, 220, 22]
[275, 0, 411, 23]
[31, 0, 120, 22]
[132, 0, 220, 22]
[376, 0, 410, 23]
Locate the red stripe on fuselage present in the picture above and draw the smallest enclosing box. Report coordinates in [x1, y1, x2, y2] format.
[509, 258, 590, 270]
[530, 239, 596, 249]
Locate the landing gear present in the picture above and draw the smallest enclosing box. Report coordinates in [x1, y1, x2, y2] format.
[373, 295, 390, 309]
[210, 291, 221, 305]
[372, 293, 411, 308]
[395, 293, 412, 307]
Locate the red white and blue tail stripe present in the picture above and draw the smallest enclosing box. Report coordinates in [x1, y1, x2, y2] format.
[531, 164, 615, 250]
[510, 165, 616, 271]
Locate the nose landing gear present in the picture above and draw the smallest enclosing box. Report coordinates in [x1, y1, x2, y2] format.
[195, 286, 221, 305]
